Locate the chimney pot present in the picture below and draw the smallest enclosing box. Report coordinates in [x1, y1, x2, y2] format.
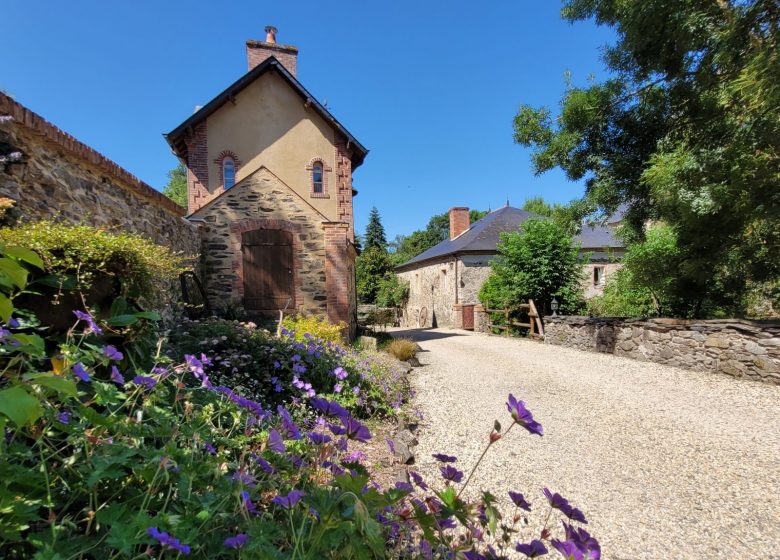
[265, 25, 277, 43]
[449, 207, 470, 240]
[246, 26, 298, 76]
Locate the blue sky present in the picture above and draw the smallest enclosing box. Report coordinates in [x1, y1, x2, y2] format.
[3, 0, 614, 239]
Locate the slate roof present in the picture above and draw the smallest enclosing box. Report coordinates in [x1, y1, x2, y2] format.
[395, 205, 624, 271]
[164, 57, 368, 169]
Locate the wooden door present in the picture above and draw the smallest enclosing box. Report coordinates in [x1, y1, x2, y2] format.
[242, 229, 293, 311]
[462, 304, 475, 330]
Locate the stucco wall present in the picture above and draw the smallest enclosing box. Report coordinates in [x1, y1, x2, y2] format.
[193, 166, 328, 315]
[545, 316, 780, 385]
[0, 94, 199, 257]
[204, 72, 339, 220]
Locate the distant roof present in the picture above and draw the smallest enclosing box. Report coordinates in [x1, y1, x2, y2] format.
[164, 57, 368, 169]
[395, 205, 624, 271]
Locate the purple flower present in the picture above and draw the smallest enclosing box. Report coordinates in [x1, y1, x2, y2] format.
[231, 469, 256, 488]
[110, 365, 125, 385]
[56, 410, 70, 424]
[333, 383, 343, 393]
[309, 398, 348, 418]
[72, 362, 91, 383]
[509, 491, 532, 511]
[409, 471, 429, 490]
[7, 317, 19, 328]
[439, 465, 464, 483]
[563, 522, 600, 559]
[146, 527, 191, 555]
[543, 488, 587, 524]
[333, 366, 348, 381]
[278, 406, 302, 440]
[185, 353, 212, 388]
[272, 489, 305, 509]
[204, 442, 217, 455]
[103, 345, 123, 361]
[273, 361, 281, 369]
[268, 429, 286, 453]
[73, 310, 103, 336]
[352, 386, 360, 395]
[432, 453, 457, 463]
[308, 431, 332, 445]
[256, 456, 275, 474]
[516, 539, 548, 557]
[240, 491, 259, 515]
[223, 533, 249, 549]
[329, 416, 371, 443]
[551, 540, 584, 560]
[394, 481, 413, 492]
[506, 394, 543, 436]
[133, 375, 157, 390]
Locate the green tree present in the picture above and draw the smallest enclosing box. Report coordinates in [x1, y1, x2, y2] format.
[364, 207, 387, 251]
[162, 164, 188, 208]
[356, 247, 392, 304]
[478, 218, 586, 314]
[391, 209, 489, 265]
[513, 0, 780, 317]
[375, 274, 409, 308]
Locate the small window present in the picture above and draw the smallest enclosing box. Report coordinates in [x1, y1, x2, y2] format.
[593, 266, 605, 287]
[312, 163, 323, 193]
[223, 158, 235, 189]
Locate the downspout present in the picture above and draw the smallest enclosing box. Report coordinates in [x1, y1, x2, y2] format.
[453, 255, 459, 304]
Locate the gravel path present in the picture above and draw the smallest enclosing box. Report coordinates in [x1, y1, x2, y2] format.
[396, 328, 780, 560]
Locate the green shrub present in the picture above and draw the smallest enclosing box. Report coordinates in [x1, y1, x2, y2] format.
[587, 267, 658, 317]
[0, 220, 188, 308]
[281, 314, 346, 343]
[375, 274, 409, 308]
[385, 338, 417, 361]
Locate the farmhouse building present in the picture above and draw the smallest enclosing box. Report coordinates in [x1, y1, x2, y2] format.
[395, 206, 624, 329]
[165, 27, 366, 335]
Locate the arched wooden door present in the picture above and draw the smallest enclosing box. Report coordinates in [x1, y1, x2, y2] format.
[241, 229, 293, 312]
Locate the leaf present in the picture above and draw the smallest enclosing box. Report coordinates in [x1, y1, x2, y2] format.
[0, 386, 43, 427]
[28, 374, 78, 397]
[0, 293, 12, 323]
[109, 297, 128, 317]
[106, 314, 138, 327]
[0, 258, 28, 289]
[3, 247, 44, 270]
[133, 311, 161, 321]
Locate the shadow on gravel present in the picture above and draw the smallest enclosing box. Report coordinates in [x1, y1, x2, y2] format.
[388, 328, 468, 343]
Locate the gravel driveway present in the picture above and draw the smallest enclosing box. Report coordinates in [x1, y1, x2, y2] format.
[395, 328, 780, 560]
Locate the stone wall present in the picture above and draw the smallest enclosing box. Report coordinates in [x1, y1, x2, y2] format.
[0, 92, 199, 256]
[398, 258, 457, 328]
[545, 316, 780, 384]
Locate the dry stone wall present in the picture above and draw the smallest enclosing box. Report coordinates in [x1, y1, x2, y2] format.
[545, 316, 780, 384]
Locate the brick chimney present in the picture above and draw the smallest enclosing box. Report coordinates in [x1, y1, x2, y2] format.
[449, 207, 470, 240]
[246, 25, 298, 77]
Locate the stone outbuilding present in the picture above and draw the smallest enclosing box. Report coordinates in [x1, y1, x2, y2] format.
[395, 206, 625, 329]
[165, 27, 367, 336]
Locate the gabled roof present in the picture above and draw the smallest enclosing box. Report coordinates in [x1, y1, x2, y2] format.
[164, 57, 368, 168]
[395, 205, 625, 271]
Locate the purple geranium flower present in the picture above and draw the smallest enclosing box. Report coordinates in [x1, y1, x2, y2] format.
[506, 394, 543, 436]
[184, 353, 212, 389]
[328, 415, 371, 443]
[509, 491, 532, 511]
[516, 539, 548, 557]
[439, 465, 464, 483]
[231, 469, 256, 488]
[543, 488, 587, 524]
[278, 406, 302, 440]
[268, 429, 286, 453]
[551, 540, 584, 560]
[563, 522, 600, 559]
[309, 397, 348, 418]
[146, 527, 191, 555]
[272, 489, 305, 509]
[240, 491, 259, 515]
[409, 470, 429, 490]
[256, 456, 275, 474]
[204, 442, 217, 455]
[223, 533, 249, 549]
[110, 365, 125, 385]
[333, 366, 348, 381]
[56, 410, 70, 424]
[308, 431, 332, 445]
[133, 375, 157, 390]
[72, 362, 91, 383]
[432, 453, 457, 463]
[73, 310, 103, 336]
[103, 345, 123, 361]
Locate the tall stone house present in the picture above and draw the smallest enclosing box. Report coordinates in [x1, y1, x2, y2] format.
[395, 206, 625, 329]
[165, 27, 367, 336]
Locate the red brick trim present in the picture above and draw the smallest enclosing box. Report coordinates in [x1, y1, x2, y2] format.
[323, 222, 352, 327]
[186, 121, 210, 213]
[229, 218, 305, 311]
[334, 142, 354, 240]
[213, 150, 242, 192]
[0, 91, 186, 216]
[305, 156, 331, 199]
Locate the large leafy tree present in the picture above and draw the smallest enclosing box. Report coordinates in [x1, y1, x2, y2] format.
[364, 207, 387, 251]
[514, 0, 780, 317]
[162, 164, 188, 208]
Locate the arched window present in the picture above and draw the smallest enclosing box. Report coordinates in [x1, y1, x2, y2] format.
[312, 162, 323, 193]
[223, 158, 235, 189]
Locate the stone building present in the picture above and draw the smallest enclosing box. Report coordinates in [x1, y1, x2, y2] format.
[165, 27, 367, 335]
[395, 206, 625, 329]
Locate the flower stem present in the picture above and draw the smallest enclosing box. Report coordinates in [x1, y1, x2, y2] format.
[457, 422, 515, 499]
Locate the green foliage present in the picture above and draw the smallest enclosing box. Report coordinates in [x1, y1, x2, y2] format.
[390, 209, 488, 265]
[479, 218, 586, 315]
[587, 267, 657, 317]
[281, 314, 346, 344]
[0, 221, 188, 308]
[162, 163, 188, 208]
[513, 0, 780, 317]
[363, 207, 387, 251]
[356, 247, 392, 304]
[374, 274, 409, 308]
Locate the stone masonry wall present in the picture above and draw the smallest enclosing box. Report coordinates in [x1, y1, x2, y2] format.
[0, 93, 199, 256]
[545, 316, 780, 385]
[398, 258, 457, 328]
[193, 166, 328, 315]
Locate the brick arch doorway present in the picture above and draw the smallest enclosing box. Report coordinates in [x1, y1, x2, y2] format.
[241, 229, 294, 314]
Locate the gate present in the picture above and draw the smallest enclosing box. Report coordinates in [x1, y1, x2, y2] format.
[462, 304, 475, 330]
[241, 229, 293, 312]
